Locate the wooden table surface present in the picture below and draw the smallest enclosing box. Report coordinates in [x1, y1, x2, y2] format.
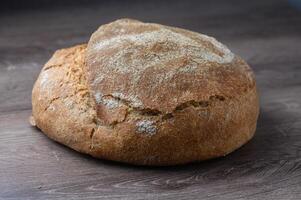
[1, 0, 301, 199]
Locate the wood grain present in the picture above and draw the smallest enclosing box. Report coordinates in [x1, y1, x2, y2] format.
[1, 0, 301, 199]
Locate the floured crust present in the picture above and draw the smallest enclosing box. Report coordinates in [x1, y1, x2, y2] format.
[87, 19, 255, 117]
[32, 41, 259, 165]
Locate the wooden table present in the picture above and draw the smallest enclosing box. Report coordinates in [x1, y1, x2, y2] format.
[1, 0, 301, 199]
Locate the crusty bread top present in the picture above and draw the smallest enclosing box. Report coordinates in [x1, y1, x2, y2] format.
[32, 44, 259, 165]
[36, 44, 93, 113]
[86, 19, 256, 115]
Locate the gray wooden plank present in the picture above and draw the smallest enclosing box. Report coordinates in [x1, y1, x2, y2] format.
[1, 0, 301, 199]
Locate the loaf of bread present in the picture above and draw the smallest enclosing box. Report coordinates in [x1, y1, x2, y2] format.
[31, 19, 259, 166]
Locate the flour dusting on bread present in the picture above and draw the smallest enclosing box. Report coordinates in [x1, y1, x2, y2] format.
[136, 120, 157, 135]
[94, 92, 121, 109]
[112, 92, 143, 108]
[39, 70, 50, 90]
[94, 92, 103, 104]
[93, 28, 234, 65]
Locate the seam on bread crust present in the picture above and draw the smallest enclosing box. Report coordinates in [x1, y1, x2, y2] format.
[100, 93, 224, 114]
[95, 92, 229, 128]
[89, 128, 96, 150]
[44, 64, 63, 71]
[44, 97, 60, 111]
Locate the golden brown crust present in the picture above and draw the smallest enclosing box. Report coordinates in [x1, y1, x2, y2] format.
[31, 19, 259, 166]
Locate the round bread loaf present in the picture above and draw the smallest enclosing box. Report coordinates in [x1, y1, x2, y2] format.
[31, 19, 259, 166]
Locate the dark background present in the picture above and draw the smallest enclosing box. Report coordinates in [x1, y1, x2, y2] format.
[1, 0, 301, 199]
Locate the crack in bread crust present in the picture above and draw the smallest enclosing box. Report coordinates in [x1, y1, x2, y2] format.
[96, 93, 227, 127]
